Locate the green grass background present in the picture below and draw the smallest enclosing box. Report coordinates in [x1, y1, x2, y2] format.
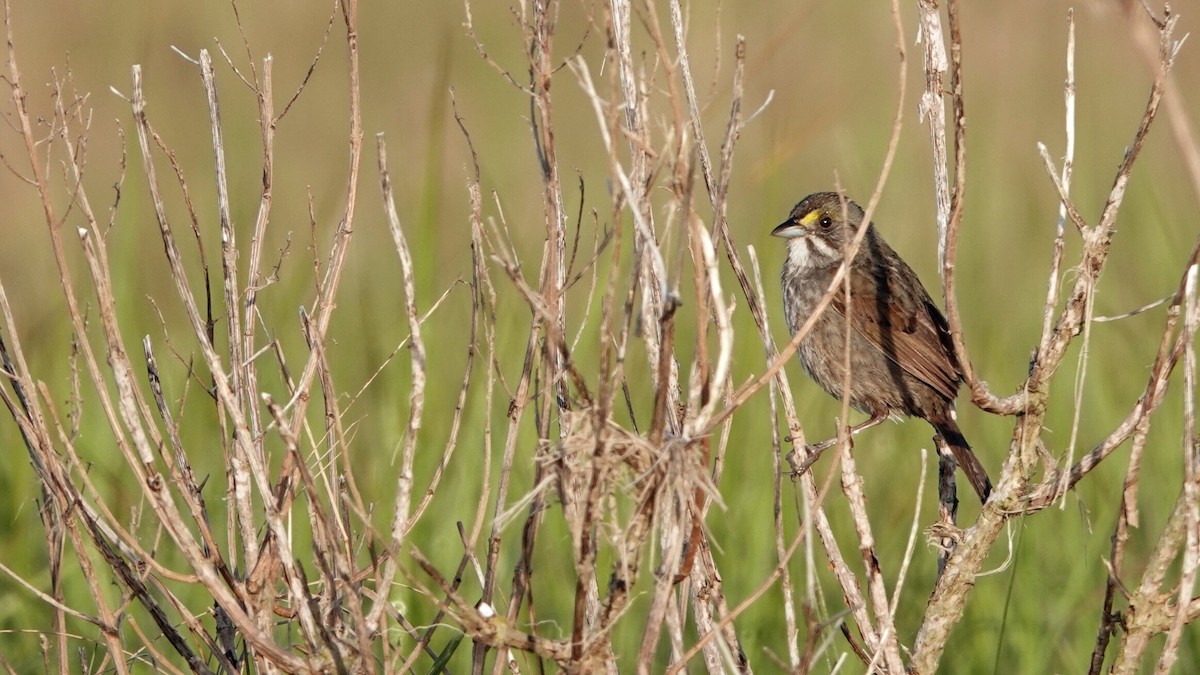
[0, 1, 1197, 672]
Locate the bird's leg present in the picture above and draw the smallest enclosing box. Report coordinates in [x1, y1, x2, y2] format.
[808, 410, 890, 451]
[787, 411, 890, 476]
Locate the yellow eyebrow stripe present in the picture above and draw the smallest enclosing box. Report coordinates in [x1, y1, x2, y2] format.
[799, 210, 821, 226]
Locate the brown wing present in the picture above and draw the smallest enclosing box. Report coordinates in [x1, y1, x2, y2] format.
[828, 248, 961, 401]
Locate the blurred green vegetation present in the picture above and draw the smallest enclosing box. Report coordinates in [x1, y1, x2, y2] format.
[0, 1, 1197, 671]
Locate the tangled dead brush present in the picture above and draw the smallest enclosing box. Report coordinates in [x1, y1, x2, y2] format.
[0, 0, 1197, 673]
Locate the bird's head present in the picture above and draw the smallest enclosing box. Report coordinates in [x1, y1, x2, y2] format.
[772, 192, 865, 268]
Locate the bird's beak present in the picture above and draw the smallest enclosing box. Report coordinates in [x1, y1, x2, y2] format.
[771, 220, 806, 239]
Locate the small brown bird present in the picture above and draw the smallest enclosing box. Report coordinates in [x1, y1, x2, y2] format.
[774, 192, 991, 503]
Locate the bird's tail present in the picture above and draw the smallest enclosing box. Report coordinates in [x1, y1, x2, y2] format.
[932, 416, 992, 503]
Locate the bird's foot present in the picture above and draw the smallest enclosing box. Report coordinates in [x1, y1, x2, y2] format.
[785, 437, 843, 477]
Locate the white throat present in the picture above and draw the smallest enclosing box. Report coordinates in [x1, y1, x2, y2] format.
[786, 238, 811, 270]
[787, 234, 836, 271]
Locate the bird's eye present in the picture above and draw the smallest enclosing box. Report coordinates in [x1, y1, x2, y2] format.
[819, 216, 833, 229]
